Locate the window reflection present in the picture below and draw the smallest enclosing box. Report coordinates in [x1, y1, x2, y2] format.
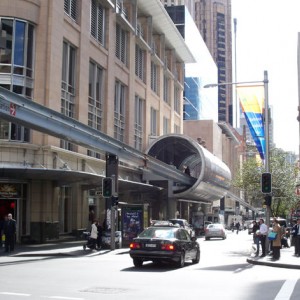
[0, 18, 35, 142]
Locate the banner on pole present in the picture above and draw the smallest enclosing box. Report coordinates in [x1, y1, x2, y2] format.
[237, 86, 265, 160]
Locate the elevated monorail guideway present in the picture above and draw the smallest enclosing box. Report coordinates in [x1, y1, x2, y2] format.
[0, 87, 233, 203]
[0, 87, 193, 187]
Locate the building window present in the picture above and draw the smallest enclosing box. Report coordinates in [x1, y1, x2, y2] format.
[64, 0, 79, 23]
[150, 107, 158, 136]
[174, 86, 180, 113]
[163, 116, 169, 135]
[90, 0, 105, 46]
[88, 61, 103, 132]
[135, 44, 145, 83]
[88, 60, 103, 159]
[0, 18, 34, 142]
[61, 41, 76, 150]
[134, 95, 144, 150]
[114, 80, 126, 142]
[151, 61, 159, 94]
[174, 124, 180, 134]
[163, 75, 170, 104]
[115, 23, 127, 65]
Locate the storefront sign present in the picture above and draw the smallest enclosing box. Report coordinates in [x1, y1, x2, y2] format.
[0, 184, 19, 198]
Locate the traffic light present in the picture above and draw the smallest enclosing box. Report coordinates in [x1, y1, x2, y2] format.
[264, 195, 272, 206]
[102, 177, 113, 197]
[261, 172, 272, 194]
[112, 195, 119, 206]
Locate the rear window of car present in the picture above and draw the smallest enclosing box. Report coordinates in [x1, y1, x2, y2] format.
[138, 228, 176, 239]
[208, 224, 222, 229]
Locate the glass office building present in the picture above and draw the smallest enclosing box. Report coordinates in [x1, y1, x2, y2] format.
[166, 5, 218, 122]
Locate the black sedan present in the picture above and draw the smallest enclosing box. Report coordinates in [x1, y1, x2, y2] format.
[129, 224, 200, 268]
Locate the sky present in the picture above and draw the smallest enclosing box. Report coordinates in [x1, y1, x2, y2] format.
[231, 0, 300, 154]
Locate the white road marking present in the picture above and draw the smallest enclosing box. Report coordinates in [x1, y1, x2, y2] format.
[0, 292, 30, 296]
[274, 279, 298, 300]
[47, 297, 84, 300]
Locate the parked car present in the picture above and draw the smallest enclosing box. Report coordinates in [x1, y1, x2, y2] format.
[129, 223, 200, 268]
[168, 218, 194, 236]
[205, 223, 227, 240]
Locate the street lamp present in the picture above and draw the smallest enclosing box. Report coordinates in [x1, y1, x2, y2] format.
[204, 70, 271, 249]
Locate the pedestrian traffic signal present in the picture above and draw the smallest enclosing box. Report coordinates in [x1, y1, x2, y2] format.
[102, 177, 113, 197]
[264, 195, 272, 206]
[261, 172, 272, 193]
[112, 196, 119, 206]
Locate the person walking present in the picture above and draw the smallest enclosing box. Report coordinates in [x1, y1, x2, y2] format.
[294, 218, 300, 257]
[97, 222, 103, 250]
[258, 218, 268, 257]
[90, 219, 98, 251]
[271, 218, 281, 260]
[3, 213, 16, 253]
[236, 221, 240, 234]
[252, 221, 260, 256]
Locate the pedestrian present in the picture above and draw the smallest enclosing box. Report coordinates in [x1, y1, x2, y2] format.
[291, 219, 298, 254]
[90, 219, 98, 250]
[236, 221, 240, 234]
[293, 218, 300, 257]
[3, 213, 16, 253]
[271, 218, 281, 260]
[252, 221, 260, 256]
[97, 222, 103, 249]
[258, 218, 268, 257]
[230, 221, 235, 232]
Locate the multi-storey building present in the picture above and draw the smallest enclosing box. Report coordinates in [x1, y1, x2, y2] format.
[0, 0, 196, 243]
[194, 0, 233, 125]
[165, 5, 218, 122]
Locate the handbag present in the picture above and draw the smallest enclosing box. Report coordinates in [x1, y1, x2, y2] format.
[268, 231, 277, 241]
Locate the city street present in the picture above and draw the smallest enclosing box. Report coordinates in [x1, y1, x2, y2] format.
[0, 230, 300, 300]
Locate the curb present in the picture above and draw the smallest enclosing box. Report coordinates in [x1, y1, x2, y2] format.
[247, 258, 300, 270]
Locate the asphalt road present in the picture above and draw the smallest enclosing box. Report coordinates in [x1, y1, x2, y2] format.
[0, 230, 299, 300]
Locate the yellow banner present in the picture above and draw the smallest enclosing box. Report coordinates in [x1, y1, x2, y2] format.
[237, 86, 264, 114]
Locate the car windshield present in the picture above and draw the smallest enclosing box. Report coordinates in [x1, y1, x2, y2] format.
[138, 228, 176, 239]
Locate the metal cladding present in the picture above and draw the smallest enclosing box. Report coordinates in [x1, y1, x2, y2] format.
[146, 134, 231, 202]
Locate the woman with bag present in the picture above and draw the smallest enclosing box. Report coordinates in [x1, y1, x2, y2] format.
[271, 218, 281, 260]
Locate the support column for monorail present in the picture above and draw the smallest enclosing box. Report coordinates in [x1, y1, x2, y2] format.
[167, 181, 177, 219]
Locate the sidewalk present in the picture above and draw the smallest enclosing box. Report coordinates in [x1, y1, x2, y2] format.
[247, 246, 300, 269]
[0, 239, 130, 264]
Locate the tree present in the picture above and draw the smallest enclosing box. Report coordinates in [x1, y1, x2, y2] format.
[232, 148, 299, 218]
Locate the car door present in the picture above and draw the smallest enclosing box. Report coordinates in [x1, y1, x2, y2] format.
[177, 229, 194, 260]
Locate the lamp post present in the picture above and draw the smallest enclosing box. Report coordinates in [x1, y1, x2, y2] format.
[234, 18, 238, 128]
[204, 70, 271, 250]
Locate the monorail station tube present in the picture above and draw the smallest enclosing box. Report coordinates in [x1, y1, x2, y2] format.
[146, 134, 231, 202]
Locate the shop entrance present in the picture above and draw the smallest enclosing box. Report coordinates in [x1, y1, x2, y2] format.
[0, 199, 17, 222]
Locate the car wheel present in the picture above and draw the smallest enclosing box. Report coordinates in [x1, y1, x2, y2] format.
[192, 249, 200, 264]
[176, 252, 185, 268]
[133, 258, 143, 267]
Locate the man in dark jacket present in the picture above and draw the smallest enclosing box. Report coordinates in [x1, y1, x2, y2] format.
[3, 213, 16, 253]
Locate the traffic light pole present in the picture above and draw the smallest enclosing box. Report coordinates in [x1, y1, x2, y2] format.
[263, 71, 271, 253]
[105, 153, 119, 251]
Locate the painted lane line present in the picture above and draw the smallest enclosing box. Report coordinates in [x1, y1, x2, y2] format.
[274, 279, 298, 300]
[0, 292, 31, 297]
